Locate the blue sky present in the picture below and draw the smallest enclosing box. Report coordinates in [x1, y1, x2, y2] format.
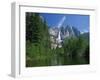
[40, 13, 90, 33]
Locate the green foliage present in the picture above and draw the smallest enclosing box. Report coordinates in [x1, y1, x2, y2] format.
[84, 45, 89, 64]
[26, 12, 89, 67]
[62, 36, 89, 65]
[26, 13, 52, 67]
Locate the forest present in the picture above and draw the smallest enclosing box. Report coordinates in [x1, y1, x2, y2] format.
[26, 12, 89, 67]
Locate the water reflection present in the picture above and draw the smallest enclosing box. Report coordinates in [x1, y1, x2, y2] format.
[51, 54, 89, 66]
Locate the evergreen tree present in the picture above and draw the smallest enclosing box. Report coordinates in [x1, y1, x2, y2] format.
[26, 13, 52, 67]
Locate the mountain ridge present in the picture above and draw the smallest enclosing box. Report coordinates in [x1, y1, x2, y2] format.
[49, 25, 89, 49]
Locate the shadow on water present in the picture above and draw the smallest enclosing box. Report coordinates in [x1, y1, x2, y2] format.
[51, 54, 89, 66]
[64, 56, 89, 65]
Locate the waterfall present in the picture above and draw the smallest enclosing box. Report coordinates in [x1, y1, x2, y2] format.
[70, 26, 75, 36]
[56, 16, 66, 48]
[57, 30, 62, 43]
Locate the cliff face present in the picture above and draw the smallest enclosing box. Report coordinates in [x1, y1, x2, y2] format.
[49, 25, 81, 49]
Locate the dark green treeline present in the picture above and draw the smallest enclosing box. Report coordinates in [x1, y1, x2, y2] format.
[26, 12, 89, 67]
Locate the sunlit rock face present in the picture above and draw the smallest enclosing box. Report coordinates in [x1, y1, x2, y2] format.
[49, 26, 81, 49]
[48, 16, 80, 49]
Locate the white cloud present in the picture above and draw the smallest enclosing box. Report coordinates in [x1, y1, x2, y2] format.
[57, 16, 66, 28]
[81, 29, 89, 34]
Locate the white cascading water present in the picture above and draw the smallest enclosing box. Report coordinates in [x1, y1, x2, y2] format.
[57, 30, 62, 43]
[56, 16, 66, 47]
[70, 26, 75, 36]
